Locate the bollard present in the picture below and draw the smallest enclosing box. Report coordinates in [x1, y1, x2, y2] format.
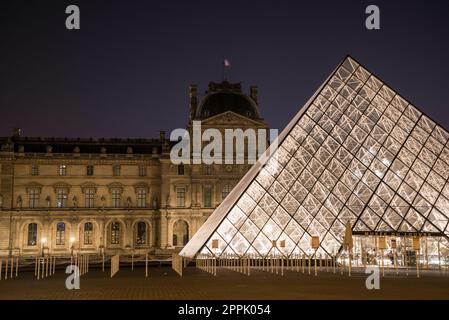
[102, 254, 105, 272]
[10, 256, 14, 279]
[5, 258, 8, 280]
[16, 256, 19, 277]
[53, 256, 56, 275]
[37, 258, 41, 280]
[146, 253, 148, 278]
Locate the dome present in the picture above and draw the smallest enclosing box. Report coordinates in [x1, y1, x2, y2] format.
[195, 81, 260, 120]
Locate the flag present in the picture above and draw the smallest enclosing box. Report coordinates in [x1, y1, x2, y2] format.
[224, 59, 231, 68]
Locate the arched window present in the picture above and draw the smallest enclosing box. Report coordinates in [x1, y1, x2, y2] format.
[56, 222, 65, 245]
[135, 222, 147, 246]
[173, 220, 189, 247]
[84, 222, 93, 245]
[110, 222, 121, 245]
[27, 223, 38, 246]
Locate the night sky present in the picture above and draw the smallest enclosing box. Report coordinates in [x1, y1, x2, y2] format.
[1, 0, 449, 138]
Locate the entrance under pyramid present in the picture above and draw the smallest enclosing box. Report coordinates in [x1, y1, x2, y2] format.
[179, 56, 449, 269]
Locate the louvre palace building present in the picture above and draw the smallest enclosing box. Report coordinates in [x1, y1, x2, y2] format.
[0, 81, 268, 257]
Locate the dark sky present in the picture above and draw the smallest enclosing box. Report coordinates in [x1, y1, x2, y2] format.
[1, 0, 449, 138]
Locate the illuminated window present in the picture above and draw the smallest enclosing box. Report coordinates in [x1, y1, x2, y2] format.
[84, 222, 93, 245]
[27, 223, 38, 246]
[56, 188, 68, 208]
[110, 222, 120, 245]
[135, 222, 147, 245]
[59, 165, 67, 176]
[56, 222, 65, 245]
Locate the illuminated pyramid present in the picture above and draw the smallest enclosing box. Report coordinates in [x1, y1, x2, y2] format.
[180, 56, 449, 259]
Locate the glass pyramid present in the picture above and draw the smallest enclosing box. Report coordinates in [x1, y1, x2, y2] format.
[180, 56, 449, 259]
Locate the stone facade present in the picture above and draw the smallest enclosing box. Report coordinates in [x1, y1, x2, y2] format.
[0, 81, 268, 257]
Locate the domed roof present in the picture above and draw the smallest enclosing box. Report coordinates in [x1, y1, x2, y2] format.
[195, 81, 260, 119]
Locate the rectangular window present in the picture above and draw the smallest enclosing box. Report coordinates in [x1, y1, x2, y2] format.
[86, 165, 94, 176]
[29, 188, 40, 208]
[203, 165, 211, 175]
[56, 222, 65, 246]
[112, 189, 121, 208]
[27, 223, 38, 246]
[203, 185, 212, 208]
[113, 164, 121, 176]
[111, 222, 120, 245]
[59, 165, 67, 176]
[84, 222, 93, 245]
[85, 188, 95, 208]
[31, 165, 39, 176]
[177, 187, 186, 207]
[139, 165, 147, 177]
[56, 188, 68, 208]
[137, 189, 147, 208]
[178, 165, 185, 175]
[222, 184, 232, 201]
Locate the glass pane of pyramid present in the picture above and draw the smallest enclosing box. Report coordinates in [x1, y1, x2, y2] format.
[180, 56, 449, 259]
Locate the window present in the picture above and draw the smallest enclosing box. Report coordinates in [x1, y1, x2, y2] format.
[177, 187, 186, 207]
[31, 165, 39, 176]
[112, 189, 121, 208]
[113, 164, 121, 176]
[110, 222, 120, 245]
[56, 222, 65, 245]
[178, 164, 185, 175]
[86, 165, 94, 176]
[29, 188, 40, 208]
[137, 189, 147, 208]
[222, 184, 232, 200]
[84, 222, 93, 245]
[84, 188, 95, 208]
[203, 165, 212, 175]
[59, 165, 67, 176]
[136, 222, 147, 245]
[203, 185, 212, 208]
[139, 165, 147, 177]
[27, 223, 38, 246]
[56, 188, 68, 208]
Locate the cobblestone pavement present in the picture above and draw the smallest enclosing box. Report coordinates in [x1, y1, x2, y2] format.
[1, 266, 449, 300]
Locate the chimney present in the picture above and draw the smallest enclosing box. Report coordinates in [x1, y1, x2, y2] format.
[159, 130, 166, 142]
[250, 86, 258, 105]
[189, 85, 198, 120]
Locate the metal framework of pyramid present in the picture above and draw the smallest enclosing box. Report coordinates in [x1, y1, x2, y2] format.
[180, 56, 449, 259]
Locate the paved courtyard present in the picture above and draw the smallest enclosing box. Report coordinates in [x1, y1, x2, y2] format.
[1, 265, 449, 300]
